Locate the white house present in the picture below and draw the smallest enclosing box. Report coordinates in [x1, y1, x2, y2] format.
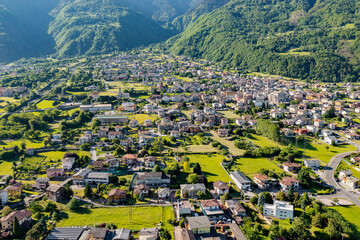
[62, 157, 75, 170]
[263, 200, 294, 220]
[230, 171, 251, 191]
[213, 181, 229, 195]
[304, 159, 320, 170]
[0, 190, 8, 205]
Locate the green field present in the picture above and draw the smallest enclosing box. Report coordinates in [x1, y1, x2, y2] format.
[217, 110, 239, 119]
[57, 206, 174, 230]
[36, 100, 61, 109]
[302, 138, 356, 164]
[107, 81, 147, 91]
[170, 145, 218, 153]
[235, 157, 283, 179]
[127, 114, 158, 124]
[330, 205, 360, 232]
[246, 134, 282, 148]
[187, 154, 231, 182]
[210, 132, 245, 156]
[0, 139, 44, 149]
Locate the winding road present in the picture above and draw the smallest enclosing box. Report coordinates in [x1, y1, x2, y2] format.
[322, 138, 360, 206]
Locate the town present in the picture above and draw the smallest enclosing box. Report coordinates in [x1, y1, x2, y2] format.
[0, 52, 359, 239]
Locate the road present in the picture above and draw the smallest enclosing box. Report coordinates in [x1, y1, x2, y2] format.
[322, 138, 360, 207]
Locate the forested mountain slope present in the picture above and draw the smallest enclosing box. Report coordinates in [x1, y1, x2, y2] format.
[0, 0, 59, 62]
[48, 0, 175, 57]
[169, 0, 360, 82]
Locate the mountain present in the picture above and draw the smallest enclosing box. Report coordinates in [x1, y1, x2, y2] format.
[48, 0, 177, 58]
[169, 0, 360, 82]
[0, 0, 200, 62]
[0, 0, 59, 62]
[128, 0, 201, 24]
[172, 0, 231, 32]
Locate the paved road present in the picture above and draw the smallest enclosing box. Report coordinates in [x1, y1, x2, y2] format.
[322, 139, 360, 206]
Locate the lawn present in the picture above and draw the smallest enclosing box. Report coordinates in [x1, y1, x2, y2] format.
[302, 138, 356, 164]
[57, 206, 174, 231]
[107, 81, 147, 91]
[170, 145, 218, 153]
[246, 134, 283, 148]
[330, 205, 360, 232]
[0, 97, 20, 104]
[209, 132, 245, 156]
[187, 154, 231, 182]
[235, 157, 284, 179]
[99, 91, 119, 96]
[0, 139, 44, 149]
[217, 110, 239, 119]
[36, 100, 61, 109]
[127, 114, 158, 124]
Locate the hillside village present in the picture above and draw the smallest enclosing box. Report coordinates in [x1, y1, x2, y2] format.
[0, 53, 359, 239]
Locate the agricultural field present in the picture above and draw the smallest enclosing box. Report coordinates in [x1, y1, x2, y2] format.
[36, 100, 61, 109]
[187, 154, 231, 182]
[57, 206, 174, 231]
[99, 91, 118, 96]
[235, 157, 283, 179]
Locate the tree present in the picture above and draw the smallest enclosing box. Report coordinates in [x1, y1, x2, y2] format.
[197, 191, 205, 199]
[66, 198, 81, 211]
[1, 206, 12, 217]
[276, 191, 287, 201]
[287, 186, 294, 202]
[80, 143, 91, 151]
[327, 218, 341, 239]
[84, 182, 93, 198]
[13, 217, 21, 237]
[301, 192, 310, 210]
[220, 193, 232, 203]
[160, 228, 171, 240]
[63, 182, 74, 199]
[44, 202, 57, 212]
[312, 213, 323, 228]
[152, 164, 161, 172]
[183, 161, 190, 173]
[262, 192, 273, 204]
[193, 163, 202, 175]
[298, 168, 311, 187]
[26, 217, 47, 240]
[250, 196, 258, 206]
[257, 193, 265, 207]
[186, 173, 198, 184]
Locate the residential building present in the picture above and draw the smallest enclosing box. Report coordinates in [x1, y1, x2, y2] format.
[199, 199, 225, 221]
[0, 190, 8, 206]
[47, 168, 65, 178]
[85, 172, 111, 185]
[139, 228, 159, 240]
[47, 185, 64, 202]
[187, 216, 211, 235]
[80, 104, 112, 112]
[253, 174, 270, 190]
[213, 181, 229, 195]
[283, 162, 301, 172]
[135, 172, 171, 187]
[304, 159, 321, 169]
[108, 189, 127, 203]
[280, 177, 300, 192]
[158, 188, 171, 200]
[1, 210, 32, 230]
[177, 200, 192, 219]
[180, 184, 206, 198]
[225, 200, 247, 217]
[47, 227, 85, 240]
[230, 171, 251, 191]
[263, 200, 294, 220]
[217, 129, 229, 137]
[34, 177, 50, 190]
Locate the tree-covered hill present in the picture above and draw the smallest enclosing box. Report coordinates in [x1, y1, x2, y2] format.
[168, 0, 360, 82]
[0, 0, 60, 62]
[48, 0, 176, 58]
